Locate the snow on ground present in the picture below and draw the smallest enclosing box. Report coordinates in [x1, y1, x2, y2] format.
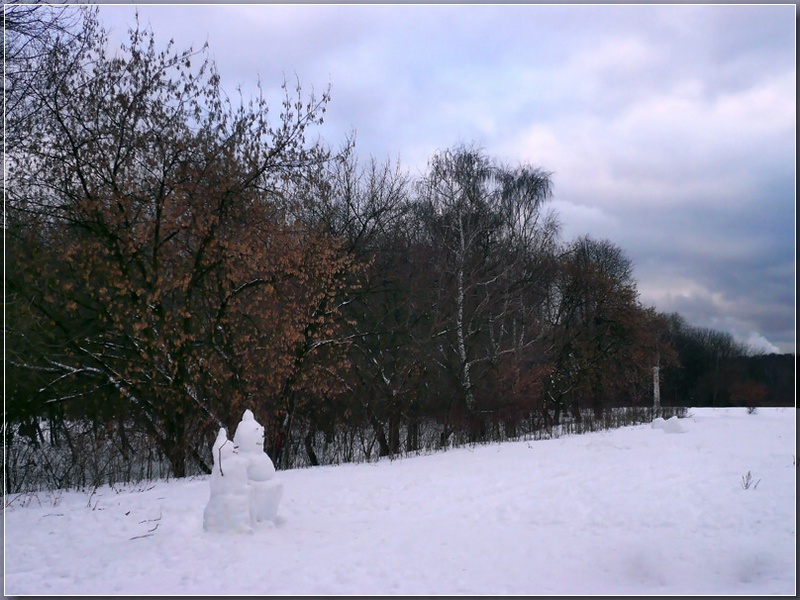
[3, 407, 796, 595]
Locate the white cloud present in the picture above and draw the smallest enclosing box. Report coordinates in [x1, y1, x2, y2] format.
[548, 199, 619, 242]
[94, 3, 795, 355]
[742, 332, 781, 355]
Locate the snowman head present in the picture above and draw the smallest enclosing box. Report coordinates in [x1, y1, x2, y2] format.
[234, 409, 265, 453]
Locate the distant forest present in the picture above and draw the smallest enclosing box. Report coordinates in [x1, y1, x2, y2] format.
[4, 6, 794, 490]
[662, 352, 794, 409]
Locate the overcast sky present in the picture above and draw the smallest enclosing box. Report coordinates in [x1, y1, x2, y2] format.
[95, 3, 796, 354]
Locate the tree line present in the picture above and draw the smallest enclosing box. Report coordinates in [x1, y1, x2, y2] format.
[4, 7, 790, 490]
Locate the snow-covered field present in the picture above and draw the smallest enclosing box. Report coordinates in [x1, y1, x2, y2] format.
[3, 407, 796, 595]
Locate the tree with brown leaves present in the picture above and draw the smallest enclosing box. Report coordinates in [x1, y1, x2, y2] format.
[6, 11, 359, 476]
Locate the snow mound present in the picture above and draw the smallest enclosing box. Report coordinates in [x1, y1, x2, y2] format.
[651, 416, 687, 434]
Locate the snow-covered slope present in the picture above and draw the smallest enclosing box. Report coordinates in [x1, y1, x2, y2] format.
[3, 407, 796, 595]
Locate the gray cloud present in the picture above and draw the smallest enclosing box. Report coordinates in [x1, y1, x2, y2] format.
[97, 4, 795, 353]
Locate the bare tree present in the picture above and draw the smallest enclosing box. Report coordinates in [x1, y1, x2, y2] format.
[2, 3, 98, 152]
[292, 151, 422, 457]
[543, 236, 671, 421]
[415, 145, 557, 420]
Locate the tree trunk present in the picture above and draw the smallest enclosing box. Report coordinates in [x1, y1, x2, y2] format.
[164, 411, 187, 478]
[570, 401, 581, 423]
[304, 422, 319, 466]
[406, 418, 418, 452]
[389, 415, 401, 455]
[371, 415, 391, 457]
[117, 411, 129, 460]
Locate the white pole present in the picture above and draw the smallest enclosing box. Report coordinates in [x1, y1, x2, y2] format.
[653, 366, 661, 416]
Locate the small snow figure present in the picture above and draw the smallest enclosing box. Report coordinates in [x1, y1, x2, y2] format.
[203, 427, 252, 533]
[651, 415, 687, 434]
[662, 415, 687, 434]
[233, 409, 283, 524]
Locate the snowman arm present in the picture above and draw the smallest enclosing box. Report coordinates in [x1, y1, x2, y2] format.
[218, 439, 233, 477]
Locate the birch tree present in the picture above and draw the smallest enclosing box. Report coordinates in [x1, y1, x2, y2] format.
[415, 145, 556, 417]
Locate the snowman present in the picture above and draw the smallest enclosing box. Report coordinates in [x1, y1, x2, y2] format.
[202, 427, 252, 533]
[233, 409, 283, 524]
